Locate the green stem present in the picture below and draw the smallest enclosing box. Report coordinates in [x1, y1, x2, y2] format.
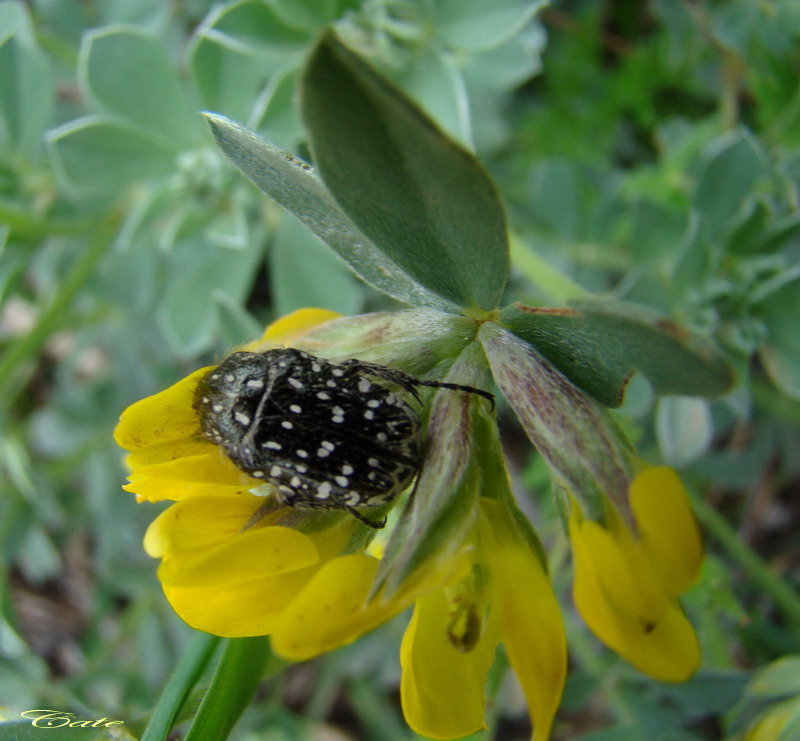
[509, 232, 589, 305]
[0, 202, 96, 238]
[0, 214, 117, 402]
[689, 491, 800, 626]
[141, 632, 220, 741]
[183, 636, 271, 741]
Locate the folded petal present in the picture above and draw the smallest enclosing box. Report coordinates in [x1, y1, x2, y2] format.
[123, 475, 251, 502]
[570, 507, 700, 682]
[125, 440, 256, 488]
[159, 526, 319, 588]
[629, 466, 703, 596]
[400, 588, 500, 739]
[271, 554, 404, 661]
[147, 496, 366, 637]
[114, 367, 213, 450]
[143, 494, 293, 559]
[480, 498, 567, 741]
[163, 567, 319, 637]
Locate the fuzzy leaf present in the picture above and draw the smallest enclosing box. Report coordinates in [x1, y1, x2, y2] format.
[480, 322, 633, 521]
[499, 301, 735, 407]
[204, 112, 457, 310]
[373, 343, 489, 599]
[301, 30, 508, 310]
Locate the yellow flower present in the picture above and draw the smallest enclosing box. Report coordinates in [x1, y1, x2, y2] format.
[115, 307, 567, 738]
[269, 497, 567, 741]
[114, 308, 362, 635]
[569, 466, 703, 682]
[114, 307, 342, 504]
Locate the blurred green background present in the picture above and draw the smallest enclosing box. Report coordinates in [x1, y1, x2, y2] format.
[2, 0, 800, 739]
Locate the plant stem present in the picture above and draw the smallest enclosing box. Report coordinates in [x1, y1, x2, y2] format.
[0, 214, 118, 402]
[689, 490, 800, 627]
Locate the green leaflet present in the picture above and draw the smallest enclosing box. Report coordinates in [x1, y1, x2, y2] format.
[204, 112, 458, 310]
[301, 30, 509, 311]
[499, 300, 735, 407]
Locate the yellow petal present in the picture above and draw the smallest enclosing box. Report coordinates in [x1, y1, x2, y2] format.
[114, 366, 213, 451]
[162, 566, 318, 637]
[480, 499, 567, 741]
[123, 475, 251, 502]
[150, 498, 364, 637]
[125, 441, 256, 487]
[630, 466, 703, 596]
[575, 517, 667, 622]
[249, 308, 342, 348]
[143, 495, 281, 558]
[271, 554, 404, 661]
[158, 525, 319, 587]
[399, 588, 499, 740]
[570, 508, 700, 682]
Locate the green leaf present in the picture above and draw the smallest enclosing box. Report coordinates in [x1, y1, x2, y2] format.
[527, 158, 580, 240]
[499, 300, 735, 407]
[46, 116, 178, 201]
[301, 31, 509, 310]
[463, 23, 546, 90]
[188, 0, 307, 124]
[694, 130, 763, 235]
[726, 200, 769, 254]
[432, 0, 547, 52]
[0, 2, 33, 42]
[749, 656, 800, 699]
[81, 27, 202, 148]
[203, 112, 457, 310]
[480, 321, 633, 520]
[390, 46, 471, 145]
[141, 632, 220, 741]
[0, 32, 54, 156]
[270, 214, 363, 317]
[758, 277, 800, 399]
[157, 239, 263, 357]
[253, 68, 303, 151]
[183, 637, 271, 741]
[268, 0, 337, 31]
